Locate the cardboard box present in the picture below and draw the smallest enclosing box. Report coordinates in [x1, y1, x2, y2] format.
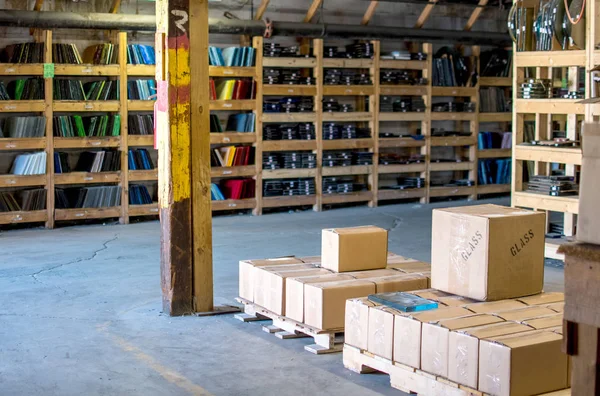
[285, 273, 354, 322]
[390, 261, 432, 274]
[304, 279, 376, 330]
[321, 226, 388, 272]
[254, 267, 331, 314]
[547, 302, 565, 313]
[447, 321, 533, 388]
[345, 298, 378, 350]
[522, 314, 563, 330]
[577, 123, 600, 244]
[421, 314, 504, 376]
[362, 274, 429, 293]
[431, 204, 545, 301]
[393, 306, 472, 368]
[466, 299, 527, 314]
[478, 331, 568, 396]
[495, 306, 556, 322]
[368, 306, 403, 360]
[517, 292, 564, 305]
[239, 257, 305, 301]
[346, 268, 399, 279]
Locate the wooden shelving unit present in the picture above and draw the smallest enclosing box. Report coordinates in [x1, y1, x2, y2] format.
[510, 0, 596, 259]
[0, 31, 158, 227]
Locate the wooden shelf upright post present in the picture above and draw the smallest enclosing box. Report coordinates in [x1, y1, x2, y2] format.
[44, 30, 54, 229]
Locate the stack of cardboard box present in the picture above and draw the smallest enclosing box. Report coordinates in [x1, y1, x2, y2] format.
[344, 205, 572, 395]
[238, 226, 432, 331]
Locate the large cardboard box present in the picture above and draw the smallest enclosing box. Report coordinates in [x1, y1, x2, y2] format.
[478, 331, 568, 396]
[522, 314, 563, 330]
[321, 226, 388, 272]
[466, 299, 527, 314]
[304, 279, 376, 330]
[368, 306, 403, 360]
[577, 123, 600, 244]
[285, 273, 354, 322]
[254, 267, 331, 314]
[494, 306, 556, 322]
[362, 274, 429, 293]
[517, 292, 564, 305]
[421, 314, 504, 376]
[239, 257, 305, 301]
[431, 204, 545, 301]
[447, 321, 533, 388]
[392, 307, 472, 368]
[345, 298, 378, 350]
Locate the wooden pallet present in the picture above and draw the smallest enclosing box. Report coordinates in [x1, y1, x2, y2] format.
[235, 298, 344, 354]
[343, 344, 571, 396]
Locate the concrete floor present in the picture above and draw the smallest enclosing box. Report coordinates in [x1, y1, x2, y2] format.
[0, 197, 564, 396]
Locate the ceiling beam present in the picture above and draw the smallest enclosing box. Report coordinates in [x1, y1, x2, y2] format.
[303, 0, 324, 23]
[109, 0, 121, 14]
[254, 0, 270, 20]
[361, 1, 379, 25]
[463, 0, 488, 31]
[414, 0, 437, 29]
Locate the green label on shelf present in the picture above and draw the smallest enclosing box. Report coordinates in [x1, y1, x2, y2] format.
[43, 63, 54, 78]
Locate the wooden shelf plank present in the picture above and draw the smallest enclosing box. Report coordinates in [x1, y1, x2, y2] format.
[322, 139, 374, 150]
[322, 85, 375, 96]
[262, 140, 317, 151]
[262, 168, 317, 179]
[429, 161, 475, 171]
[262, 195, 316, 208]
[515, 145, 582, 165]
[128, 100, 155, 111]
[322, 191, 373, 204]
[0, 101, 45, 112]
[322, 58, 373, 68]
[322, 165, 372, 176]
[126, 64, 156, 77]
[0, 64, 43, 76]
[129, 203, 160, 216]
[379, 137, 426, 148]
[478, 148, 512, 158]
[429, 186, 476, 197]
[262, 113, 316, 123]
[128, 135, 155, 146]
[0, 174, 46, 187]
[379, 112, 426, 122]
[263, 57, 316, 68]
[513, 191, 579, 214]
[431, 86, 477, 96]
[430, 136, 477, 147]
[0, 138, 46, 151]
[208, 66, 255, 77]
[378, 188, 426, 201]
[210, 133, 256, 145]
[378, 163, 426, 174]
[209, 100, 255, 111]
[211, 166, 255, 178]
[54, 172, 120, 185]
[379, 59, 427, 70]
[54, 137, 120, 149]
[263, 85, 317, 96]
[53, 101, 120, 112]
[55, 207, 121, 221]
[129, 169, 158, 181]
[212, 198, 256, 211]
[380, 85, 428, 96]
[430, 112, 476, 121]
[479, 112, 512, 122]
[515, 50, 587, 67]
[478, 184, 511, 194]
[0, 210, 47, 225]
[478, 77, 512, 86]
[322, 112, 372, 122]
[514, 99, 585, 115]
[54, 64, 120, 76]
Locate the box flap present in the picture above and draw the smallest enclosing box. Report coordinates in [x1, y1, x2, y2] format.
[412, 289, 451, 300]
[348, 297, 378, 307]
[308, 279, 376, 290]
[546, 302, 565, 313]
[437, 296, 478, 307]
[410, 306, 472, 322]
[347, 269, 400, 279]
[496, 306, 556, 321]
[263, 263, 319, 272]
[466, 299, 527, 314]
[458, 321, 533, 339]
[582, 123, 600, 158]
[287, 273, 353, 284]
[248, 257, 304, 266]
[489, 329, 562, 348]
[434, 204, 539, 218]
[435, 314, 504, 330]
[328, 225, 387, 235]
[517, 292, 565, 305]
[522, 314, 563, 330]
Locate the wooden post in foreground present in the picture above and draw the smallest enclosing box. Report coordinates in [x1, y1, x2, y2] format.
[156, 0, 214, 315]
